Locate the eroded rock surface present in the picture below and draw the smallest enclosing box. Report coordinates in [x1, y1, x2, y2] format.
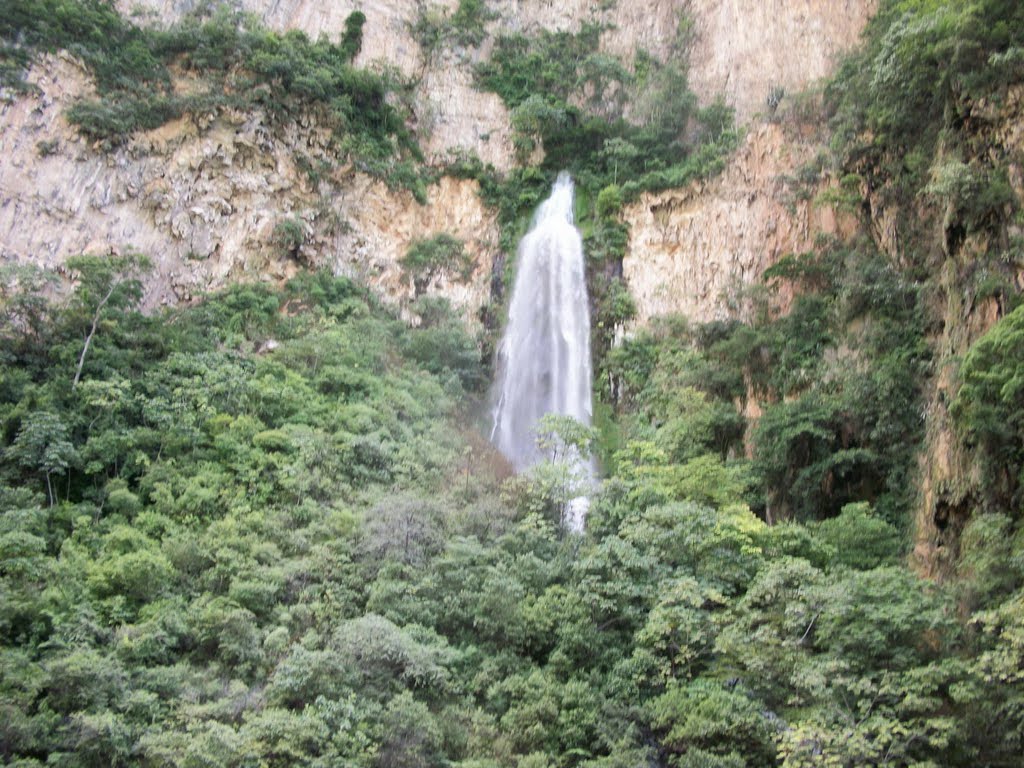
[622, 122, 846, 325]
[0, 55, 497, 323]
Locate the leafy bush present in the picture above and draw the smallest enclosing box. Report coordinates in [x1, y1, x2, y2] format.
[400, 233, 473, 296]
[340, 10, 366, 61]
[952, 303, 1024, 509]
[815, 502, 901, 570]
[476, 25, 604, 109]
[271, 217, 306, 258]
[402, 297, 485, 392]
[412, 0, 494, 56]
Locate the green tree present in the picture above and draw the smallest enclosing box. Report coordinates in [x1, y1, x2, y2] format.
[401, 235, 473, 297]
[648, 679, 774, 767]
[952, 303, 1024, 508]
[62, 253, 149, 390]
[598, 140, 639, 185]
[6, 411, 79, 506]
[341, 10, 366, 61]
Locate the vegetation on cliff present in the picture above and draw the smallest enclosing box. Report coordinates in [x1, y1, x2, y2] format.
[476, 20, 736, 196]
[0, 0, 424, 195]
[1, 0, 1023, 766]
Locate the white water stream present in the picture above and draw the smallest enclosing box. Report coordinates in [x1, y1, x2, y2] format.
[490, 172, 594, 530]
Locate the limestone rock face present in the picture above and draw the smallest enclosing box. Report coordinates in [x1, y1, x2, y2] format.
[115, 0, 877, 164]
[622, 123, 846, 325]
[413, 49, 515, 171]
[499, 0, 878, 127]
[3, 1, 875, 321]
[117, 0, 517, 169]
[0, 55, 497, 323]
[334, 174, 499, 318]
[687, 0, 878, 124]
[911, 83, 1024, 577]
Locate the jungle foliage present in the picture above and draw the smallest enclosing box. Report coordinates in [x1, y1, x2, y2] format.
[1, 0, 1024, 766]
[401, 234, 474, 298]
[0, 263, 1022, 768]
[602, 237, 929, 526]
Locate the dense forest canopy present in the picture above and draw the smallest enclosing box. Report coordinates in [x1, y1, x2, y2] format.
[1, 0, 1023, 766]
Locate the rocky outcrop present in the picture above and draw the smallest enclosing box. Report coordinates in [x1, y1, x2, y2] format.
[0, 54, 498, 323]
[2, 1, 876, 323]
[687, 0, 878, 124]
[505, 0, 877, 125]
[120, 0, 428, 75]
[622, 122, 848, 325]
[913, 297, 995, 579]
[912, 84, 1024, 577]
[335, 173, 498, 318]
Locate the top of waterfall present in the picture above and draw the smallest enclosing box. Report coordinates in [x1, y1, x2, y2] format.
[532, 172, 575, 228]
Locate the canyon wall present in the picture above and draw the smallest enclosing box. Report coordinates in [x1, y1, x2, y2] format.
[119, 0, 877, 147]
[4, 1, 1018, 583]
[3, 0, 876, 324]
[912, 85, 1024, 576]
[622, 121, 847, 325]
[686, 0, 877, 123]
[0, 54, 498, 321]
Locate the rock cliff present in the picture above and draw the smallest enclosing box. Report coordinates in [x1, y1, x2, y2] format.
[119, 0, 877, 155]
[686, 0, 877, 123]
[622, 121, 848, 325]
[3, 0, 876, 324]
[912, 85, 1024, 576]
[0, 54, 498, 321]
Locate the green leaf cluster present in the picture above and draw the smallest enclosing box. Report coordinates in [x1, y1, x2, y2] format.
[952, 303, 1024, 509]
[401, 234, 474, 298]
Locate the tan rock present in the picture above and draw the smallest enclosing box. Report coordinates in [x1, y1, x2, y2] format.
[687, 0, 878, 124]
[622, 122, 844, 325]
[0, 55, 498, 327]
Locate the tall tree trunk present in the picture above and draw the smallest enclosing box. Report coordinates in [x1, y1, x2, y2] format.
[72, 283, 117, 390]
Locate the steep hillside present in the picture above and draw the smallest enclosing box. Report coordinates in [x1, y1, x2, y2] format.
[4, 0, 1019, 575]
[1, 0, 874, 323]
[2, 2, 1024, 767]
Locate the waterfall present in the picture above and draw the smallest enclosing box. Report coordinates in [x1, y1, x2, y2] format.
[491, 172, 594, 530]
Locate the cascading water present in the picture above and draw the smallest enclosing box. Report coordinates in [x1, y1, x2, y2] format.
[491, 172, 594, 530]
